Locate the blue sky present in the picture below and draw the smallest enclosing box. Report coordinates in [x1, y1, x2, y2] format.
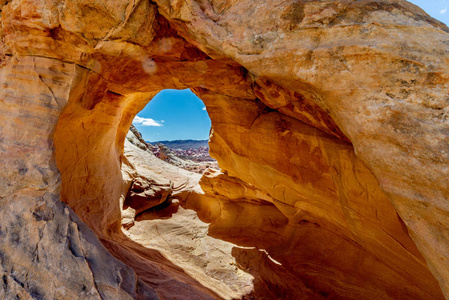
[133, 89, 211, 142]
[408, 0, 448, 25]
[134, 1, 447, 142]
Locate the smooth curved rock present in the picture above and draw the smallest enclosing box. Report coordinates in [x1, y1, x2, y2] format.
[1, 0, 448, 299]
[155, 0, 449, 295]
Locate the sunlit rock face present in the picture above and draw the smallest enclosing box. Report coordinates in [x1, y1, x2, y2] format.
[1, 0, 449, 299]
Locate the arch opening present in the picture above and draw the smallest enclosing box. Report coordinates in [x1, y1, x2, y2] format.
[53, 63, 443, 299]
[2, 0, 448, 298]
[121, 88, 260, 299]
[134, 89, 211, 142]
[51, 30, 444, 300]
[130, 88, 218, 174]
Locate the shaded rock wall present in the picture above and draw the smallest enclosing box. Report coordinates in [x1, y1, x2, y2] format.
[196, 92, 441, 298]
[1, 0, 448, 299]
[155, 0, 449, 295]
[121, 131, 256, 300]
[0, 55, 157, 299]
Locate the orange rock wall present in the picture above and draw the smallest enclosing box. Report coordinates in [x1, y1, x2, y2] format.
[195, 90, 442, 299]
[156, 0, 449, 296]
[1, 0, 449, 299]
[0, 54, 156, 300]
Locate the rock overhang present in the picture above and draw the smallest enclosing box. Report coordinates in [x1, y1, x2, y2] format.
[1, 0, 449, 299]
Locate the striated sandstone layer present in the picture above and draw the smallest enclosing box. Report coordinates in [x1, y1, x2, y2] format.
[1, 0, 449, 299]
[121, 131, 255, 299]
[0, 55, 158, 299]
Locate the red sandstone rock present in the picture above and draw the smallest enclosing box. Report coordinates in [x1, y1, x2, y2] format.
[1, 0, 448, 299]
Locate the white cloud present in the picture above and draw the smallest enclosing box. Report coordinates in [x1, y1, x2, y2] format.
[202, 107, 207, 111]
[133, 116, 163, 127]
[441, 8, 447, 14]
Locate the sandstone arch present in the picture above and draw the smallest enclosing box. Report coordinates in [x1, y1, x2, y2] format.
[1, 0, 449, 299]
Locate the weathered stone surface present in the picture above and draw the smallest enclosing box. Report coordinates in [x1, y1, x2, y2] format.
[0, 56, 157, 299]
[1, 0, 449, 299]
[119, 130, 227, 299]
[156, 0, 449, 296]
[120, 134, 255, 299]
[124, 175, 172, 216]
[197, 91, 443, 299]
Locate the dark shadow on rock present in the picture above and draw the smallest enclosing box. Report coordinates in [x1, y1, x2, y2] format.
[100, 194, 221, 299]
[100, 232, 221, 300]
[231, 247, 320, 300]
[135, 198, 180, 221]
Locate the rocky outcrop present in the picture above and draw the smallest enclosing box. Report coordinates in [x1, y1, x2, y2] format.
[0, 55, 157, 299]
[123, 128, 173, 218]
[1, 0, 449, 299]
[121, 130, 255, 299]
[196, 93, 442, 298]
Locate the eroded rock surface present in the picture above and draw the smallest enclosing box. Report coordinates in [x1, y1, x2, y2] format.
[1, 0, 449, 299]
[121, 130, 255, 299]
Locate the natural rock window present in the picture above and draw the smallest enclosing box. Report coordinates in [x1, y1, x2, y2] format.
[2, 0, 449, 299]
[122, 89, 259, 299]
[130, 89, 218, 173]
[133, 89, 211, 142]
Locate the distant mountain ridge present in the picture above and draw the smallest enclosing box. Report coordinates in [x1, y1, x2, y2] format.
[147, 139, 209, 150]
